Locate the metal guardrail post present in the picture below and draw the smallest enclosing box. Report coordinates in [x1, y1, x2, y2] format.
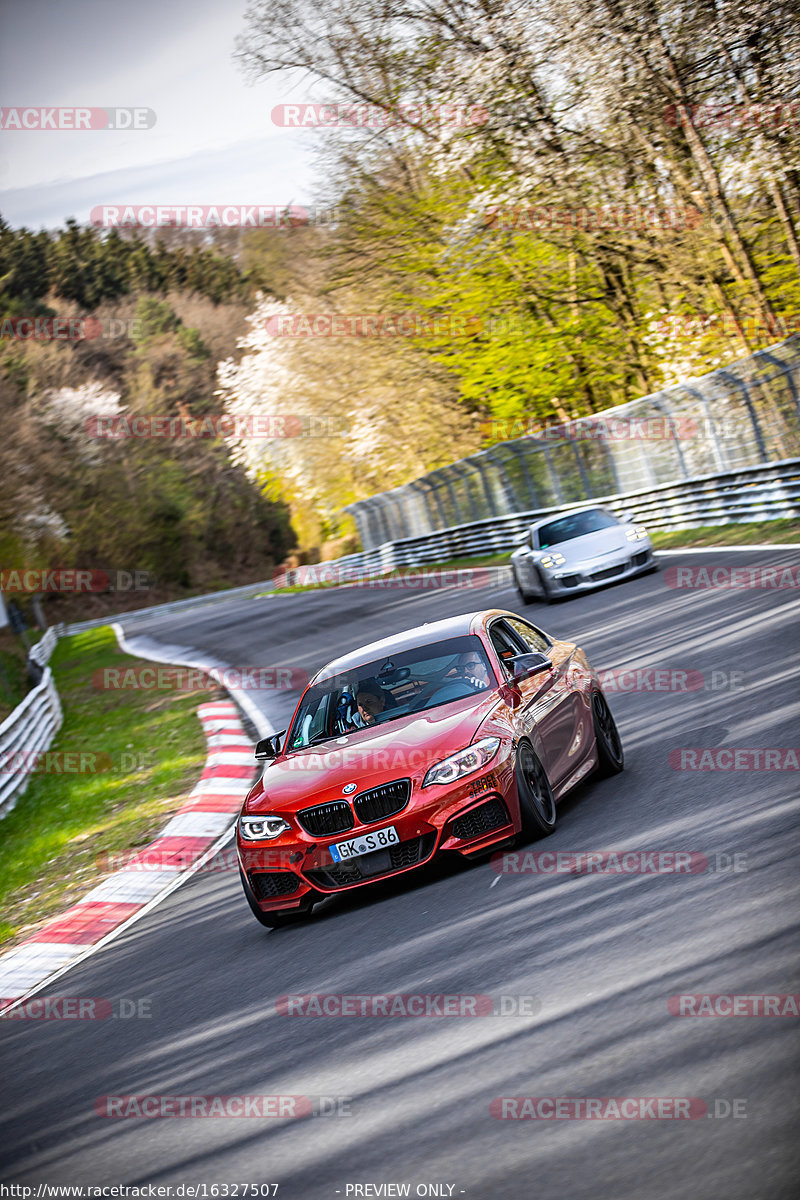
[505, 442, 540, 507]
[680, 386, 727, 472]
[541, 446, 565, 504]
[650, 397, 690, 479]
[567, 436, 593, 498]
[469, 456, 499, 518]
[407, 481, 436, 534]
[715, 369, 768, 462]
[483, 447, 524, 511]
[753, 350, 800, 424]
[450, 461, 484, 522]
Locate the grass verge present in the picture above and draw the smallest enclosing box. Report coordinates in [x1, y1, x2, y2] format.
[0, 626, 218, 949]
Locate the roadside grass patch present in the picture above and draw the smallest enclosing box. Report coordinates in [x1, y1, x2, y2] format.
[648, 519, 800, 548]
[0, 626, 226, 948]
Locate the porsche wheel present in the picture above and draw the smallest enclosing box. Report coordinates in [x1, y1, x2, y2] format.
[515, 740, 557, 837]
[592, 690, 624, 776]
[514, 567, 535, 604]
[239, 869, 315, 928]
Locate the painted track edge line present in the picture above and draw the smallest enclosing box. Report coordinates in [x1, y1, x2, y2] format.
[0, 826, 235, 1018]
[655, 544, 798, 554]
[0, 621, 282, 1015]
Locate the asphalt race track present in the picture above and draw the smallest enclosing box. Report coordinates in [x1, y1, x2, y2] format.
[1, 549, 798, 1199]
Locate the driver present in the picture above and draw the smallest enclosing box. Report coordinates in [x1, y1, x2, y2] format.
[458, 652, 491, 691]
[353, 678, 391, 726]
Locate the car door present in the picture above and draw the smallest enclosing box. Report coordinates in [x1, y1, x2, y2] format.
[503, 616, 586, 787]
[487, 618, 567, 784]
[508, 616, 592, 786]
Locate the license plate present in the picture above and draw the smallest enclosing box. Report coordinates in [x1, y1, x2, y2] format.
[329, 825, 400, 862]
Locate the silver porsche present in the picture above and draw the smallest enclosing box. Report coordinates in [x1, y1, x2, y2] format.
[510, 506, 656, 603]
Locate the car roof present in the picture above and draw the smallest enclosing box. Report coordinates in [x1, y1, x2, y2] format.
[529, 505, 617, 531]
[309, 609, 514, 681]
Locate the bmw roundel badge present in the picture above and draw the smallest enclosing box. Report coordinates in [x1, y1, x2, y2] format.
[342, 782, 358, 794]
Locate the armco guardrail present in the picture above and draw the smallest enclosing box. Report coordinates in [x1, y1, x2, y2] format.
[346, 336, 800, 549]
[27, 625, 60, 669]
[279, 459, 798, 578]
[0, 666, 63, 818]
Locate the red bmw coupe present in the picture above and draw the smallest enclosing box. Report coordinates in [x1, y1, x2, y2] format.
[237, 609, 623, 927]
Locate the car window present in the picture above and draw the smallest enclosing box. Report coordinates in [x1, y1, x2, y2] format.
[489, 620, 527, 674]
[506, 617, 551, 653]
[287, 635, 493, 750]
[536, 509, 618, 548]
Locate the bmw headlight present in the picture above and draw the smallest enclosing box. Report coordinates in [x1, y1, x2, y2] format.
[239, 814, 291, 841]
[540, 552, 566, 569]
[625, 526, 649, 541]
[422, 737, 501, 787]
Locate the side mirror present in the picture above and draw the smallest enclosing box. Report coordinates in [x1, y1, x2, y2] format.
[499, 681, 522, 709]
[620, 513, 634, 523]
[255, 731, 286, 761]
[510, 652, 551, 680]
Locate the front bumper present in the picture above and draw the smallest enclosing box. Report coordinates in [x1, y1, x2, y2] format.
[238, 755, 517, 910]
[541, 547, 655, 595]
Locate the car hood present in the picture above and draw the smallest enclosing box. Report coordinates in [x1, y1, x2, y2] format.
[539, 526, 632, 564]
[244, 692, 503, 812]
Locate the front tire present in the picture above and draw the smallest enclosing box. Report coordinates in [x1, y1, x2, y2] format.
[239, 868, 315, 928]
[514, 567, 534, 605]
[515, 740, 557, 838]
[592, 690, 624, 776]
[535, 568, 555, 604]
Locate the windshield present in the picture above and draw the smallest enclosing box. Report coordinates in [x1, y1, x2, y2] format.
[537, 509, 619, 548]
[286, 635, 495, 751]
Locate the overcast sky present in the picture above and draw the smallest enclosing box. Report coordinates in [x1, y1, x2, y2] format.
[0, 0, 322, 230]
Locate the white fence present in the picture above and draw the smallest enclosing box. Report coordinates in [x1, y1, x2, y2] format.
[28, 625, 60, 669]
[0, 668, 63, 818]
